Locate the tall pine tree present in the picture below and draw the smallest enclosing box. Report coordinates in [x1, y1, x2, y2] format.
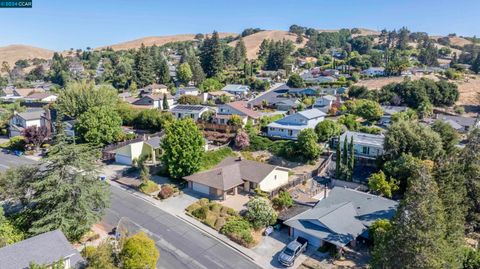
[200, 31, 224, 77]
[134, 44, 155, 87]
[234, 38, 247, 69]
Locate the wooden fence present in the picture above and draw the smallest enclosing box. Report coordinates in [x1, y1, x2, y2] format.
[197, 122, 239, 133]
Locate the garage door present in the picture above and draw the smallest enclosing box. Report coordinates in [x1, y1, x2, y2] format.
[293, 229, 322, 247]
[115, 154, 132, 165]
[192, 182, 210, 194]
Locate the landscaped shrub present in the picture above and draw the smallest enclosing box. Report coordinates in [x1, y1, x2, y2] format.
[220, 217, 255, 247]
[272, 191, 294, 211]
[198, 198, 210, 207]
[209, 203, 222, 213]
[186, 203, 201, 213]
[158, 184, 176, 199]
[205, 212, 217, 228]
[138, 180, 158, 194]
[214, 217, 226, 230]
[0, 136, 26, 151]
[192, 205, 209, 220]
[245, 197, 278, 229]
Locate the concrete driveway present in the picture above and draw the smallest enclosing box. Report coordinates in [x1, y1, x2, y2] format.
[252, 227, 313, 269]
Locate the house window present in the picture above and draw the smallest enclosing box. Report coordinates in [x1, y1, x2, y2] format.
[288, 130, 293, 136]
[274, 175, 277, 180]
[190, 114, 194, 119]
[362, 146, 370, 155]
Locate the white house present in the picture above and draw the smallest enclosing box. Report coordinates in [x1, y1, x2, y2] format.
[221, 84, 250, 97]
[314, 95, 337, 108]
[9, 109, 49, 137]
[175, 87, 200, 100]
[171, 105, 210, 121]
[362, 67, 385, 76]
[338, 131, 385, 158]
[184, 156, 290, 200]
[132, 94, 174, 110]
[267, 108, 326, 140]
[115, 135, 162, 165]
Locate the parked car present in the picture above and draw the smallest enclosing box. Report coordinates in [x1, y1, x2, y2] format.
[278, 237, 308, 267]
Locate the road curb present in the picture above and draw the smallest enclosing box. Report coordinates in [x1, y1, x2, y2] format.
[108, 180, 265, 268]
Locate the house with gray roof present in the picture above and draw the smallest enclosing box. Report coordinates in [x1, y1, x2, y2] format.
[379, 106, 408, 126]
[9, 109, 50, 138]
[435, 114, 480, 133]
[221, 84, 250, 97]
[184, 156, 290, 200]
[267, 109, 326, 140]
[284, 187, 398, 249]
[338, 131, 385, 159]
[0, 229, 85, 269]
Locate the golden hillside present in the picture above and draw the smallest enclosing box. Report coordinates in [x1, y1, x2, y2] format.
[0, 44, 54, 65]
[228, 30, 308, 60]
[98, 32, 238, 51]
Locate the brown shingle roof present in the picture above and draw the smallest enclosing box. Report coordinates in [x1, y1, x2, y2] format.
[184, 157, 284, 190]
[26, 92, 56, 100]
[14, 88, 37, 97]
[226, 101, 261, 119]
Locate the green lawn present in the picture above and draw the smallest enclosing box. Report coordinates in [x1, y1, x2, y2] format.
[200, 147, 236, 171]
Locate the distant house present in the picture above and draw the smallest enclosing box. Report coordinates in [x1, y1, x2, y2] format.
[25, 92, 58, 103]
[284, 187, 398, 249]
[9, 109, 50, 137]
[215, 101, 261, 125]
[288, 88, 317, 96]
[362, 67, 385, 76]
[0, 229, 85, 269]
[171, 105, 210, 121]
[379, 106, 408, 126]
[222, 84, 250, 97]
[314, 95, 337, 108]
[274, 98, 301, 111]
[0, 87, 14, 98]
[175, 87, 200, 100]
[338, 131, 384, 159]
[202, 91, 234, 103]
[13, 88, 38, 98]
[267, 108, 326, 140]
[435, 114, 480, 133]
[139, 83, 169, 95]
[132, 94, 174, 110]
[185, 156, 290, 200]
[115, 135, 163, 165]
[319, 87, 347, 96]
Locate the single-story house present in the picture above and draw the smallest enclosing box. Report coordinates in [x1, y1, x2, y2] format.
[0, 229, 85, 269]
[284, 187, 398, 248]
[13, 88, 39, 98]
[435, 114, 480, 133]
[319, 87, 347, 96]
[175, 87, 200, 100]
[378, 106, 408, 126]
[201, 91, 234, 103]
[362, 67, 385, 76]
[115, 135, 163, 165]
[267, 108, 326, 140]
[338, 131, 384, 158]
[139, 83, 168, 95]
[9, 109, 50, 138]
[184, 156, 290, 200]
[24, 92, 58, 103]
[274, 98, 301, 111]
[288, 88, 318, 96]
[222, 84, 250, 97]
[171, 105, 210, 121]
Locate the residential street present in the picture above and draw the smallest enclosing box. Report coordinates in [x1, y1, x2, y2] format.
[102, 185, 262, 269]
[0, 151, 37, 171]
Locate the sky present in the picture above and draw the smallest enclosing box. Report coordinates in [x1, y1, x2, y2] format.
[0, 0, 479, 51]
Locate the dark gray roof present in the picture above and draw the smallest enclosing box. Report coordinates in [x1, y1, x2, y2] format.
[284, 187, 398, 247]
[16, 110, 45, 121]
[144, 135, 163, 149]
[0, 230, 85, 269]
[340, 131, 384, 148]
[172, 105, 208, 112]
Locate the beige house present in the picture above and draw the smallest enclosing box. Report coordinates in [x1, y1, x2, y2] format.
[184, 157, 290, 200]
[114, 136, 162, 165]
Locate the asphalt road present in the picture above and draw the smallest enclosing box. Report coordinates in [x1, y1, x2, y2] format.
[0, 151, 37, 171]
[103, 186, 262, 269]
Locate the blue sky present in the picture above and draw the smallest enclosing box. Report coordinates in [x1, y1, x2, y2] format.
[0, 0, 478, 51]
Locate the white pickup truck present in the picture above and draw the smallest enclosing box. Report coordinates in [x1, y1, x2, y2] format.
[278, 237, 308, 267]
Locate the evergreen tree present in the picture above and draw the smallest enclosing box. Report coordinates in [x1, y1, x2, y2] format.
[258, 39, 271, 63]
[335, 137, 341, 179]
[177, 62, 193, 84]
[234, 38, 247, 68]
[372, 166, 448, 268]
[155, 56, 171, 84]
[134, 44, 155, 87]
[200, 31, 224, 77]
[472, 53, 480, 74]
[348, 136, 354, 180]
[162, 93, 169, 110]
[342, 137, 348, 167]
[461, 129, 480, 231]
[185, 48, 206, 85]
[4, 140, 110, 241]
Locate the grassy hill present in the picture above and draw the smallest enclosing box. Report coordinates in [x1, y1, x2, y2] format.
[0, 44, 54, 65]
[97, 32, 237, 51]
[228, 30, 308, 60]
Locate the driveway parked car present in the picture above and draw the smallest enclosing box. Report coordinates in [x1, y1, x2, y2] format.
[278, 237, 308, 267]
